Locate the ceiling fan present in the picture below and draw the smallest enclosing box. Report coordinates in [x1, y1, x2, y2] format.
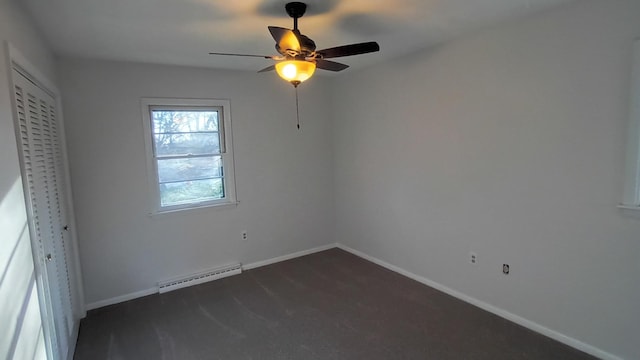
[209, 1, 380, 88]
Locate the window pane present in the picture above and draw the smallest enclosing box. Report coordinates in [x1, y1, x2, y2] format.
[151, 110, 219, 133]
[160, 178, 225, 206]
[154, 133, 220, 156]
[157, 156, 223, 183]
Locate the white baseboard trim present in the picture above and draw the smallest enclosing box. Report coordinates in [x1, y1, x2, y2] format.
[84, 243, 337, 312]
[336, 244, 621, 360]
[85, 287, 158, 312]
[242, 243, 337, 270]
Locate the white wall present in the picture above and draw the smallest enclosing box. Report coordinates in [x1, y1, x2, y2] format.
[0, 0, 57, 358]
[332, 1, 640, 359]
[57, 59, 335, 306]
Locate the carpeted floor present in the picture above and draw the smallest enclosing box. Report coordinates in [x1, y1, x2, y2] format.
[74, 248, 596, 359]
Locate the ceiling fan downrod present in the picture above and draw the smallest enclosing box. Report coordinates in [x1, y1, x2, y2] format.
[285, 2, 307, 31]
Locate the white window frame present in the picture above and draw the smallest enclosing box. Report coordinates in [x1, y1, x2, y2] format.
[621, 40, 640, 211]
[141, 98, 237, 214]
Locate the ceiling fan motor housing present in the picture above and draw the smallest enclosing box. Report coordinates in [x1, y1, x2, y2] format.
[297, 34, 316, 55]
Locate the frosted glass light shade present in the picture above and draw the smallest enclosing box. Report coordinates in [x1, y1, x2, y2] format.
[275, 60, 316, 85]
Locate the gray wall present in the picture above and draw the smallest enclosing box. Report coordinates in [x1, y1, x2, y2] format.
[0, 0, 57, 358]
[331, 1, 640, 359]
[57, 59, 335, 306]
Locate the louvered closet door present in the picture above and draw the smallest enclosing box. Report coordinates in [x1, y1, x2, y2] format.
[12, 68, 75, 360]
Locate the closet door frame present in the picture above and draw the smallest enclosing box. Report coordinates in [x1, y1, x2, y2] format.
[5, 42, 85, 359]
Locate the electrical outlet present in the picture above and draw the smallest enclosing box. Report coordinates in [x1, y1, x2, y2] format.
[241, 230, 248, 241]
[469, 252, 478, 265]
[503, 264, 510, 275]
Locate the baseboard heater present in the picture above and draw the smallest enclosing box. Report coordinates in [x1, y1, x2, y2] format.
[158, 263, 242, 294]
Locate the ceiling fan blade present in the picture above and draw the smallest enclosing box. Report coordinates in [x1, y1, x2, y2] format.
[315, 59, 349, 72]
[316, 42, 380, 59]
[209, 52, 275, 59]
[268, 26, 301, 53]
[258, 65, 276, 73]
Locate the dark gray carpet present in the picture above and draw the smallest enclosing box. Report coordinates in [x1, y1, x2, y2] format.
[74, 248, 596, 359]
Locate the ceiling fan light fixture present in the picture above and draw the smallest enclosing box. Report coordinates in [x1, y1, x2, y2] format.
[275, 60, 316, 86]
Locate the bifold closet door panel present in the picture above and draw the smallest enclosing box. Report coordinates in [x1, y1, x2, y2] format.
[12, 68, 75, 360]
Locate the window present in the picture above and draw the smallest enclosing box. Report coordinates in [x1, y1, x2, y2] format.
[622, 40, 640, 211]
[142, 98, 236, 213]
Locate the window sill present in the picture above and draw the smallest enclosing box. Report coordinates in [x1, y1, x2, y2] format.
[148, 201, 239, 218]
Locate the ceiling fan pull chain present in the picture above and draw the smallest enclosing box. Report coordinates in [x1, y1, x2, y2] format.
[295, 86, 300, 129]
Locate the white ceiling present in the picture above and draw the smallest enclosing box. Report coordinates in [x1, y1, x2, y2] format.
[23, 0, 576, 74]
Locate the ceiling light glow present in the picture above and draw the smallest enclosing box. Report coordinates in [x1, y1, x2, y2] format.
[275, 60, 316, 87]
